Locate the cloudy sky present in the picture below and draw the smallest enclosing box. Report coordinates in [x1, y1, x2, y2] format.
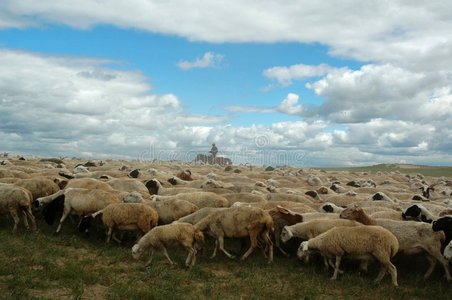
[1, 1, 451, 167]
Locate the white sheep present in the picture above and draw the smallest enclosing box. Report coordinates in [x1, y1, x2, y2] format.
[132, 223, 204, 267]
[340, 205, 451, 281]
[319, 202, 345, 214]
[280, 218, 361, 243]
[34, 188, 121, 233]
[297, 225, 399, 286]
[151, 192, 229, 209]
[174, 207, 227, 224]
[80, 203, 159, 243]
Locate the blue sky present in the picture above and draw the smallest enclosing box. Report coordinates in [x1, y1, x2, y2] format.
[1, 1, 452, 166]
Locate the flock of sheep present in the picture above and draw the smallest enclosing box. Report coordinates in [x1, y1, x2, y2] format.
[1, 156, 452, 287]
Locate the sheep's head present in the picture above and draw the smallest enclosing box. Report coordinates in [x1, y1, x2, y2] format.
[297, 241, 310, 263]
[321, 203, 334, 213]
[280, 226, 293, 244]
[372, 192, 385, 201]
[443, 241, 452, 261]
[123, 192, 143, 203]
[432, 216, 452, 232]
[132, 244, 143, 259]
[402, 205, 421, 220]
[339, 205, 362, 220]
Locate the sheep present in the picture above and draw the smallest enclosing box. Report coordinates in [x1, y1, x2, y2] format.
[222, 192, 267, 207]
[0, 184, 36, 232]
[319, 202, 345, 214]
[402, 203, 447, 223]
[34, 188, 121, 233]
[340, 205, 451, 281]
[64, 178, 114, 191]
[176, 170, 193, 181]
[194, 206, 274, 263]
[151, 192, 229, 209]
[280, 218, 361, 243]
[79, 203, 159, 243]
[131, 223, 204, 267]
[300, 212, 340, 222]
[145, 199, 198, 224]
[144, 179, 200, 195]
[12, 177, 60, 200]
[402, 204, 437, 223]
[297, 225, 399, 286]
[267, 206, 304, 256]
[370, 210, 404, 221]
[443, 240, 452, 261]
[174, 207, 227, 224]
[432, 216, 452, 247]
[108, 178, 150, 200]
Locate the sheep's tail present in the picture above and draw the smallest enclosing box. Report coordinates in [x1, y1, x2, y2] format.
[37, 189, 65, 204]
[91, 209, 104, 218]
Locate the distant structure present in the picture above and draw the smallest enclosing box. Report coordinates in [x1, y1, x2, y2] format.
[210, 143, 218, 164]
[194, 143, 232, 165]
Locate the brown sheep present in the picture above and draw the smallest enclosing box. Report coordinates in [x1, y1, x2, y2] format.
[0, 184, 36, 232]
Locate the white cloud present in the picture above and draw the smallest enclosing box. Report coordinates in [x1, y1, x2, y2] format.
[0, 49, 226, 158]
[276, 93, 303, 115]
[227, 93, 303, 116]
[263, 63, 334, 87]
[177, 52, 223, 70]
[2, 1, 452, 70]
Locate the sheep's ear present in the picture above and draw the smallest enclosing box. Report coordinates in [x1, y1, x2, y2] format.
[301, 242, 309, 251]
[276, 205, 290, 214]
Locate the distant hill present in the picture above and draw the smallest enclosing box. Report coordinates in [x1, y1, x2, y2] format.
[325, 163, 452, 177]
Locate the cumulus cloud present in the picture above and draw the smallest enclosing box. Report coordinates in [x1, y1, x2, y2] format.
[264, 63, 333, 87]
[227, 93, 303, 116]
[1, 1, 452, 70]
[177, 52, 223, 70]
[0, 49, 226, 158]
[276, 93, 303, 115]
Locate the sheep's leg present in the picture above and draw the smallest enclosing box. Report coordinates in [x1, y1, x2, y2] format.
[112, 231, 123, 244]
[9, 210, 20, 233]
[190, 248, 197, 267]
[429, 248, 452, 281]
[55, 207, 71, 234]
[145, 249, 154, 267]
[23, 207, 37, 231]
[423, 255, 436, 279]
[331, 256, 342, 280]
[185, 247, 196, 267]
[106, 227, 113, 243]
[161, 246, 175, 265]
[241, 231, 259, 260]
[327, 257, 343, 274]
[210, 239, 219, 259]
[21, 210, 29, 229]
[359, 260, 369, 273]
[217, 236, 235, 259]
[383, 262, 398, 287]
[261, 230, 273, 263]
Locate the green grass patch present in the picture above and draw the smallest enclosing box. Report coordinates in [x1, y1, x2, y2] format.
[0, 218, 452, 299]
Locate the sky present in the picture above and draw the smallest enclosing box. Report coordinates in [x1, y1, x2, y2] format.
[1, 0, 452, 167]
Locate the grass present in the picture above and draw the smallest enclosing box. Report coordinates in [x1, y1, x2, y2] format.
[1, 218, 452, 299]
